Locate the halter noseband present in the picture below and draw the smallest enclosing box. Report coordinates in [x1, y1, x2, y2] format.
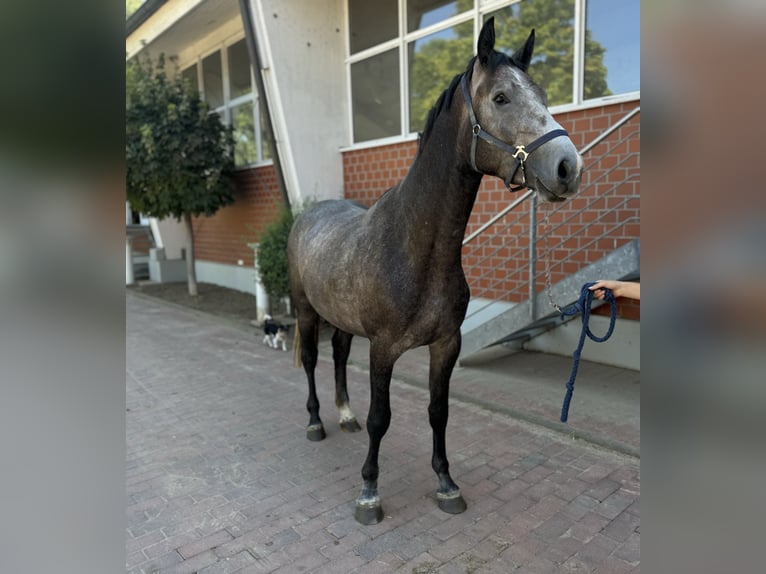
[460, 74, 569, 191]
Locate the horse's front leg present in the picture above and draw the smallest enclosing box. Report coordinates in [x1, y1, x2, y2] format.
[428, 332, 467, 514]
[354, 342, 396, 525]
[332, 328, 362, 433]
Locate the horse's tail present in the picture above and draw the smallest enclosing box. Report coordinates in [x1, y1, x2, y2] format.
[293, 320, 302, 368]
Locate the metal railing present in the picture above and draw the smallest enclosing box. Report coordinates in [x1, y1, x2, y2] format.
[462, 106, 640, 320]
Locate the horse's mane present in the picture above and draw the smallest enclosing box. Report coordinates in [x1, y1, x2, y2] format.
[416, 57, 475, 156]
[416, 51, 518, 157]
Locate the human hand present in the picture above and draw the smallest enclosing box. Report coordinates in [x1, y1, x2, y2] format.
[589, 280, 640, 301]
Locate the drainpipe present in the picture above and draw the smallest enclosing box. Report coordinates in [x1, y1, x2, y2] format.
[238, 0, 291, 210]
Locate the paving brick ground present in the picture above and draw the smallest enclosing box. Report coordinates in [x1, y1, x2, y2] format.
[126, 291, 639, 573]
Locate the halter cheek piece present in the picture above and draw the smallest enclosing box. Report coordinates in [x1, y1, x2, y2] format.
[460, 74, 569, 191]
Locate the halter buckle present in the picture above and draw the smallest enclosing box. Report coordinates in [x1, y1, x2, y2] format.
[472, 124, 481, 136]
[512, 145, 529, 162]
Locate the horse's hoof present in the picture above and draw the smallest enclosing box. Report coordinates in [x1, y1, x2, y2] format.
[340, 419, 362, 433]
[306, 424, 326, 441]
[437, 492, 467, 514]
[354, 502, 384, 525]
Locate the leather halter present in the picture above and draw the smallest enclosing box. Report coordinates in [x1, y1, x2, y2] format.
[460, 74, 569, 191]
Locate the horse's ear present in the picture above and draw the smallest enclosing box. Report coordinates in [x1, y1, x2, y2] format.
[512, 29, 535, 73]
[477, 17, 495, 65]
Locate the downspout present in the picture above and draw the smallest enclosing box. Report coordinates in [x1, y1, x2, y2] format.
[238, 0, 291, 210]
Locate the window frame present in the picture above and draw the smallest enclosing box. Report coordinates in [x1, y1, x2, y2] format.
[344, 0, 640, 149]
[184, 36, 271, 169]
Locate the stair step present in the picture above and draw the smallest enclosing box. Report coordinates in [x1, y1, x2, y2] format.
[459, 239, 639, 361]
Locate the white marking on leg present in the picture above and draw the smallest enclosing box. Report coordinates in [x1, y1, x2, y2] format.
[356, 493, 380, 506]
[437, 490, 462, 500]
[338, 403, 357, 423]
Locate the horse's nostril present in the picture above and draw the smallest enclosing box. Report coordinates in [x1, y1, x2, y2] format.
[557, 159, 569, 182]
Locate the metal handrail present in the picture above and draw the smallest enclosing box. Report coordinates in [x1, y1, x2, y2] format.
[463, 189, 535, 245]
[579, 106, 640, 156]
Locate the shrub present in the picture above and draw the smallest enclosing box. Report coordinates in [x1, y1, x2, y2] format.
[256, 206, 294, 300]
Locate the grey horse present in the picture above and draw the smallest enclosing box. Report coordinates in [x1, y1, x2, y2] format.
[288, 17, 583, 524]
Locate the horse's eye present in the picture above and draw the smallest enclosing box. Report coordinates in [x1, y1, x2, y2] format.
[493, 93, 508, 105]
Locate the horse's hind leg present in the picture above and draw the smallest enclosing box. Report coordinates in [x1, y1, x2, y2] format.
[297, 306, 325, 441]
[428, 332, 467, 514]
[332, 329, 362, 433]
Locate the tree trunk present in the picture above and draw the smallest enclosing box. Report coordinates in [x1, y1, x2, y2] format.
[183, 213, 198, 296]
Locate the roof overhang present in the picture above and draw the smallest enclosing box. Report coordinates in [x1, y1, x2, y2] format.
[126, 0, 241, 61]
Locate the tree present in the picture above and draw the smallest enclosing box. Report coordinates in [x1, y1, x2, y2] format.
[126, 53, 236, 296]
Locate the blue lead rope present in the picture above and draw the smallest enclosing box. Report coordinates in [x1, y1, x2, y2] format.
[559, 282, 617, 423]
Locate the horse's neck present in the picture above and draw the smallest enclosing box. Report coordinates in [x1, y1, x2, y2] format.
[393, 124, 482, 259]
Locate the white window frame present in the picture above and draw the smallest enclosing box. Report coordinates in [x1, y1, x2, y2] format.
[186, 36, 271, 169]
[344, 0, 640, 149]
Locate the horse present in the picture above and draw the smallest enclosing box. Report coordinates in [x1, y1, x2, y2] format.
[287, 17, 583, 525]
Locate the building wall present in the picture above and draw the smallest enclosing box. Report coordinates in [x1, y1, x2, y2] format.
[130, 233, 153, 255]
[193, 164, 284, 269]
[247, 0, 347, 206]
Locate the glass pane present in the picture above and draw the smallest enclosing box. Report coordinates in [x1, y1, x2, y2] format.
[408, 19, 473, 133]
[202, 51, 224, 109]
[486, 0, 576, 107]
[231, 101, 257, 166]
[259, 102, 271, 160]
[351, 48, 401, 142]
[349, 0, 398, 54]
[181, 64, 199, 93]
[407, 0, 462, 33]
[228, 39, 252, 99]
[584, 0, 640, 99]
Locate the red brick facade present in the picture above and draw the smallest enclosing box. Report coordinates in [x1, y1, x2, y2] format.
[192, 165, 284, 267]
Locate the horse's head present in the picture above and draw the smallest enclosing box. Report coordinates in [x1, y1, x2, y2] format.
[462, 18, 583, 202]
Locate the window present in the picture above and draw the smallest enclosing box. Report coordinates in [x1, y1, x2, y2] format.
[408, 20, 473, 133]
[408, 0, 461, 32]
[347, 0, 640, 144]
[183, 38, 270, 167]
[351, 49, 401, 142]
[584, 0, 640, 99]
[349, 0, 398, 54]
[181, 65, 198, 94]
[201, 51, 224, 109]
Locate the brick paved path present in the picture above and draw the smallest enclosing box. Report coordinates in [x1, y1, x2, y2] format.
[126, 292, 639, 573]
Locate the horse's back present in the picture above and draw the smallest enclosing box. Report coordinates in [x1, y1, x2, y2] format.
[289, 200, 368, 260]
[289, 199, 377, 334]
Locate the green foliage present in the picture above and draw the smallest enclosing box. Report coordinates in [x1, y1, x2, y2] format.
[256, 206, 295, 299]
[126, 53, 236, 220]
[408, 0, 611, 132]
[126, 0, 143, 19]
[409, 21, 474, 132]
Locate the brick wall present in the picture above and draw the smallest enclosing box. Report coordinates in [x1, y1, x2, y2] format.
[342, 101, 640, 319]
[192, 165, 284, 267]
[131, 234, 153, 255]
[343, 140, 419, 205]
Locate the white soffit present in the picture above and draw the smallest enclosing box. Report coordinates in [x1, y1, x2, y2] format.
[126, 0, 241, 60]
